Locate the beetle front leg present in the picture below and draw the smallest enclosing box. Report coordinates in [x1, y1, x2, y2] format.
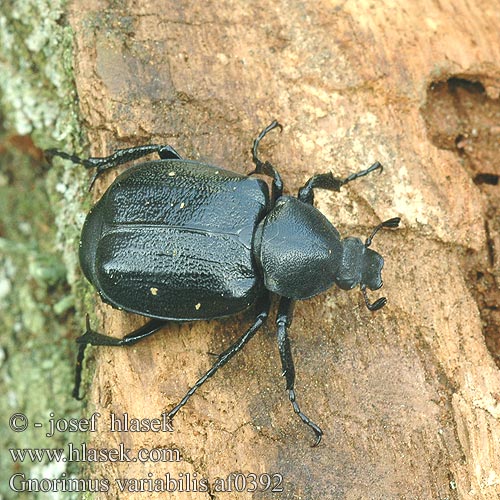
[45, 144, 182, 189]
[166, 294, 271, 422]
[73, 315, 168, 399]
[276, 297, 323, 446]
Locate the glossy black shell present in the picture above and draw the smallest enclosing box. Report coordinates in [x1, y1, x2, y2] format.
[79, 160, 269, 320]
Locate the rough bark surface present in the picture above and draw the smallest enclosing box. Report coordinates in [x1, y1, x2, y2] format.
[67, 1, 500, 498]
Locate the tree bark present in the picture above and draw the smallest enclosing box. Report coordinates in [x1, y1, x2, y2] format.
[66, 1, 500, 498]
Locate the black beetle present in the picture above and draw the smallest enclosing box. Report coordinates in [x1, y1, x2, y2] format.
[46, 121, 400, 446]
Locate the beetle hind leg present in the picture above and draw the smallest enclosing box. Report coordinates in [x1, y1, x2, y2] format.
[276, 297, 323, 446]
[46, 144, 182, 189]
[166, 294, 271, 422]
[72, 315, 168, 399]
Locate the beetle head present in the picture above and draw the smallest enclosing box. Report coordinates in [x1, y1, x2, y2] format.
[335, 237, 383, 291]
[335, 217, 400, 311]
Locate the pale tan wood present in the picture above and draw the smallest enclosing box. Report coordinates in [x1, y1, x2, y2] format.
[68, 1, 500, 498]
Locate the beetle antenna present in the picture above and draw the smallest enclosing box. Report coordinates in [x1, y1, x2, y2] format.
[360, 218, 400, 311]
[365, 217, 401, 247]
[361, 285, 387, 311]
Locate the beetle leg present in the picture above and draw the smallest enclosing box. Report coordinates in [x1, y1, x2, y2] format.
[249, 121, 284, 203]
[72, 344, 87, 400]
[341, 160, 383, 184]
[72, 315, 168, 399]
[298, 161, 383, 205]
[77, 316, 168, 346]
[298, 173, 343, 204]
[45, 144, 182, 189]
[276, 297, 323, 446]
[157, 145, 182, 160]
[166, 294, 271, 422]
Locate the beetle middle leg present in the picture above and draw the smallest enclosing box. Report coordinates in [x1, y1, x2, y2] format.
[45, 144, 182, 189]
[166, 294, 271, 422]
[72, 315, 168, 399]
[298, 161, 383, 205]
[250, 120, 284, 202]
[276, 297, 323, 446]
